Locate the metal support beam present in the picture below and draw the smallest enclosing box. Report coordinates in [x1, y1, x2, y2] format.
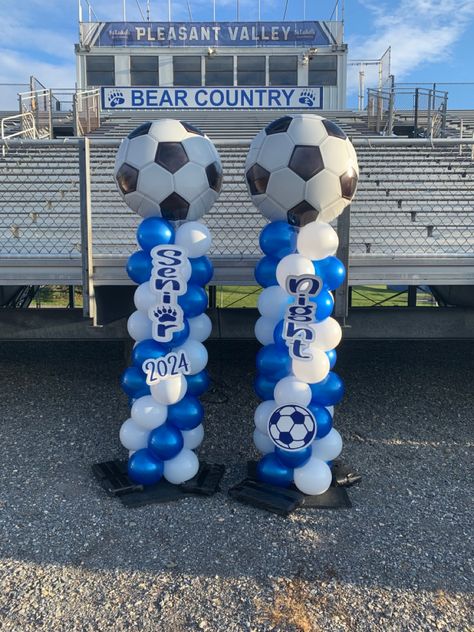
[78, 137, 95, 322]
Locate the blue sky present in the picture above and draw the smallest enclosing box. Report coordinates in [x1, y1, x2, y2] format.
[0, 0, 473, 108]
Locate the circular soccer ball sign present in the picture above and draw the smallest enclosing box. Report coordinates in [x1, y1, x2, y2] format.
[268, 404, 316, 451]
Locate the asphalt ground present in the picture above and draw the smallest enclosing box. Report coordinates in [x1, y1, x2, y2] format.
[0, 337, 472, 631]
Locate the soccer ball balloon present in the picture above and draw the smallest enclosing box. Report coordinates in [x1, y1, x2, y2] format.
[245, 114, 358, 226]
[268, 404, 316, 450]
[114, 119, 223, 222]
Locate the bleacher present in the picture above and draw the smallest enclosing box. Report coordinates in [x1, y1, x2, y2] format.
[0, 109, 473, 292]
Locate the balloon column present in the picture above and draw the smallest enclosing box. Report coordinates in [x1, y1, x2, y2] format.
[245, 114, 359, 496]
[114, 119, 222, 486]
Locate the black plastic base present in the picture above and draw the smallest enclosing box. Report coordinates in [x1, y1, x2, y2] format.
[227, 460, 359, 516]
[92, 460, 224, 508]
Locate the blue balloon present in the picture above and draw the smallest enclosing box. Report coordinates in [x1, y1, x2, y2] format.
[121, 366, 150, 398]
[255, 255, 278, 288]
[310, 372, 345, 406]
[257, 453, 293, 488]
[254, 373, 279, 400]
[273, 319, 286, 348]
[178, 284, 208, 318]
[313, 256, 346, 291]
[148, 423, 184, 461]
[189, 256, 213, 286]
[259, 221, 297, 259]
[169, 318, 190, 347]
[126, 250, 152, 284]
[308, 402, 333, 439]
[326, 349, 337, 369]
[128, 448, 164, 485]
[136, 217, 174, 253]
[275, 446, 312, 468]
[186, 370, 210, 397]
[132, 339, 169, 368]
[167, 395, 204, 430]
[256, 344, 291, 380]
[311, 289, 334, 321]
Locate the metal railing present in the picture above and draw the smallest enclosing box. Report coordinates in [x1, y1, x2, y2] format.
[1, 112, 37, 142]
[74, 89, 101, 136]
[0, 136, 473, 321]
[18, 88, 53, 139]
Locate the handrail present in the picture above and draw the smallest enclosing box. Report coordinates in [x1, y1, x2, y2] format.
[1, 112, 37, 141]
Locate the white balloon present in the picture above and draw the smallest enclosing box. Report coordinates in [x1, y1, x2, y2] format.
[175, 222, 212, 258]
[188, 313, 212, 342]
[274, 376, 312, 407]
[297, 222, 339, 260]
[253, 428, 275, 454]
[327, 405, 335, 417]
[276, 254, 314, 290]
[309, 318, 342, 352]
[254, 400, 277, 433]
[257, 286, 291, 320]
[293, 457, 332, 495]
[127, 310, 152, 341]
[292, 349, 330, 383]
[131, 395, 167, 430]
[163, 448, 199, 484]
[311, 429, 342, 461]
[150, 373, 187, 405]
[181, 424, 204, 450]
[119, 418, 149, 451]
[134, 282, 156, 313]
[255, 316, 278, 346]
[174, 339, 208, 375]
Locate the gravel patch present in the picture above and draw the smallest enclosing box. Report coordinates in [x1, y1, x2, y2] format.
[0, 338, 472, 631]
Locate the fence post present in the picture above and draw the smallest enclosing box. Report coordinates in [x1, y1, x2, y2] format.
[334, 205, 351, 324]
[78, 137, 96, 322]
[427, 89, 432, 138]
[73, 93, 79, 136]
[414, 88, 419, 136]
[387, 76, 395, 136]
[48, 89, 54, 139]
[441, 92, 448, 138]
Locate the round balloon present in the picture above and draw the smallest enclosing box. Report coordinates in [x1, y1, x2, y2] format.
[292, 349, 330, 384]
[136, 216, 174, 252]
[255, 316, 279, 346]
[188, 313, 212, 342]
[255, 255, 278, 288]
[297, 222, 339, 260]
[175, 222, 211, 258]
[174, 339, 208, 375]
[128, 448, 164, 485]
[257, 285, 292, 321]
[273, 319, 285, 348]
[167, 395, 204, 430]
[311, 429, 342, 461]
[310, 372, 345, 406]
[150, 373, 187, 405]
[275, 446, 312, 468]
[163, 448, 199, 484]
[131, 395, 167, 430]
[189, 256, 213, 286]
[326, 349, 337, 369]
[259, 221, 297, 259]
[293, 457, 332, 495]
[313, 256, 346, 291]
[253, 428, 275, 454]
[121, 366, 150, 398]
[178, 284, 208, 318]
[254, 399, 277, 434]
[307, 402, 333, 439]
[276, 254, 314, 290]
[256, 344, 291, 380]
[134, 282, 156, 313]
[181, 424, 204, 450]
[185, 369, 210, 397]
[132, 339, 169, 368]
[169, 318, 190, 347]
[126, 250, 152, 284]
[254, 373, 279, 401]
[257, 453, 293, 487]
[274, 376, 312, 407]
[149, 423, 184, 460]
[309, 318, 342, 352]
[120, 418, 149, 451]
[127, 310, 153, 341]
[312, 289, 334, 322]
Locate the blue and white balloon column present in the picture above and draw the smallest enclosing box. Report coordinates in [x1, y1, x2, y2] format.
[114, 120, 222, 486]
[245, 114, 359, 496]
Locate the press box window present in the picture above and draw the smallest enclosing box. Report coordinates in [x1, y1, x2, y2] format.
[130, 56, 159, 86]
[237, 56, 265, 86]
[173, 56, 201, 86]
[269, 56, 297, 86]
[205, 56, 233, 86]
[309, 55, 337, 86]
[86, 56, 115, 86]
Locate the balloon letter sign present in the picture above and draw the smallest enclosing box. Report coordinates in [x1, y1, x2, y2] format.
[245, 114, 359, 495]
[114, 119, 222, 486]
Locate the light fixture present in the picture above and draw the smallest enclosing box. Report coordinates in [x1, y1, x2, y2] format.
[207, 47, 217, 56]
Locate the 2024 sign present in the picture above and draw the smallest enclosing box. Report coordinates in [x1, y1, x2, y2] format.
[143, 351, 190, 386]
